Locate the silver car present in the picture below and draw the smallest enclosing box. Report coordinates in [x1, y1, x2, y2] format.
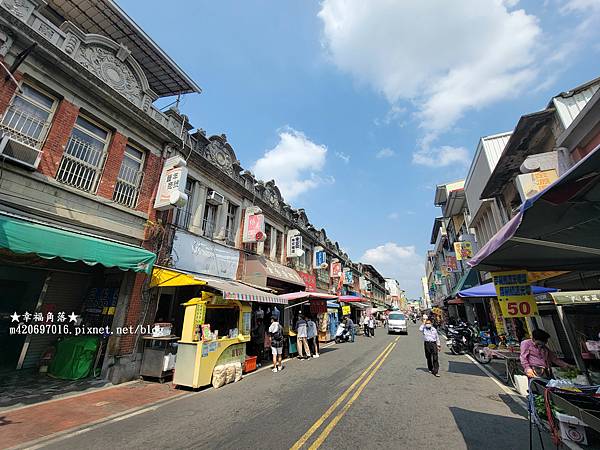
[387, 312, 408, 335]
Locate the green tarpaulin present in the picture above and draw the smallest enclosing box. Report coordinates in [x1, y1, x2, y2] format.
[49, 336, 100, 380]
[0, 213, 156, 273]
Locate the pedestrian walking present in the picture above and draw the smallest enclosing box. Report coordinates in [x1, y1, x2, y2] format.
[346, 316, 355, 342]
[251, 318, 265, 365]
[360, 314, 368, 337]
[268, 315, 284, 373]
[419, 318, 441, 377]
[307, 316, 320, 358]
[295, 314, 311, 359]
[368, 314, 375, 337]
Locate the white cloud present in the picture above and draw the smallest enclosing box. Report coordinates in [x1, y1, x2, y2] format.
[318, 0, 541, 136]
[252, 128, 330, 201]
[376, 148, 395, 159]
[373, 105, 407, 127]
[335, 151, 350, 163]
[360, 242, 424, 297]
[387, 212, 400, 220]
[412, 145, 470, 167]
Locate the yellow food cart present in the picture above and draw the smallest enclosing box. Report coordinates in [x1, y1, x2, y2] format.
[150, 266, 286, 389]
[174, 292, 252, 389]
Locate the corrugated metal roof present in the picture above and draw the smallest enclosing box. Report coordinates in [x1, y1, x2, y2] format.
[481, 132, 511, 168]
[47, 0, 201, 97]
[553, 82, 600, 129]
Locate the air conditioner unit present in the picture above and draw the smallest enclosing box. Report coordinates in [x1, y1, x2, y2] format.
[206, 190, 224, 205]
[0, 134, 42, 170]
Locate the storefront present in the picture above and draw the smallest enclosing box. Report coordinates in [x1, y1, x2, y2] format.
[243, 255, 306, 294]
[0, 212, 155, 381]
[150, 267, 285, 388]
[279, 291, 337, 348]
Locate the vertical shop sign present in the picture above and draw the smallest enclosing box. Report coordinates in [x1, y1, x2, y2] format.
[298, 271, 317, 292]
[330, 261, 342, 278]
[454, 242, 473, 260]
[492, 270, 538, 318]
[446, 256, 458, 271]
[154, 156, 188, 210]
[344, 268, 353, 285]
[243, 207, 266, 243]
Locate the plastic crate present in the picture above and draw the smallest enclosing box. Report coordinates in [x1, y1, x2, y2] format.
[243, 356, 257, 373]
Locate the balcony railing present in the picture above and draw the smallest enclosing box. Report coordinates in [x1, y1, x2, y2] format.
[113, 164, 143, 208]
[0, 106, 51, 149]
[56, 136, 106, 193]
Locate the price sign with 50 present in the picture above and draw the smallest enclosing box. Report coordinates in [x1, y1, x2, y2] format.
[499, 297, 537, 318]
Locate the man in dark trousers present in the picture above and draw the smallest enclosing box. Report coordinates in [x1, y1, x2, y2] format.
[419, 318, 441, 377]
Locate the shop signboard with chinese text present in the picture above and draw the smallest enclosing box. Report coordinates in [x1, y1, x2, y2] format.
[344, 268, 353, 285]
[309, 300, 327, 314]
[551, 290, 600, 305]
[298, 271, 317, 292]
[286, 229, 303, 257]
[243, 207, 266, 243]
[342, 305, 351, 315]
[454, 242, 473, 260]
[154, 156, 188, 210]
[492, 270, 538, 317]
[446, 256, 457, 271]
[330, 261, 342, 278]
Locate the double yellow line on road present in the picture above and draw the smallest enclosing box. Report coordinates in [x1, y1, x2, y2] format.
[291, 336, 399, 450]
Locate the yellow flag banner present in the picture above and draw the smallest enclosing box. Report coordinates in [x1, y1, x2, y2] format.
[492, 270, 538, 318]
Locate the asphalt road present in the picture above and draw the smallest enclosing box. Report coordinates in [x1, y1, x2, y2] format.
[40, 323, 551, 450]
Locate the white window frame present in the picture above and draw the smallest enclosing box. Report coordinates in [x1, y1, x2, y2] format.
[225, 201, 239, 245]
[174, 178, 195, 229]
[0, 82, 57, 149]
[56, 114, 110, 193]
[112, 144, 145, 208]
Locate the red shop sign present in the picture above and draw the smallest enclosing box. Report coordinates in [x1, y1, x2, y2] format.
[298, 271, 317, 292]
[309, 300, 327, 314]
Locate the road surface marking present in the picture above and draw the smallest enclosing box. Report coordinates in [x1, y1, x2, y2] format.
[308, 338, 399, 449]
[290, 339, 396, 450]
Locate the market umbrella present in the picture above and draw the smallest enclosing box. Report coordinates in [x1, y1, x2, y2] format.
[469, 143, 600, 271]
[458, 282, 557, 298]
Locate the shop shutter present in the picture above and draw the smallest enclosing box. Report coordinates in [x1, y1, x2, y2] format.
[21, 271, 91, 369]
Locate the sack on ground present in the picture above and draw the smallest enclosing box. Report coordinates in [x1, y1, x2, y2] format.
[225, 363, 236, 384]
[234, 362, 242, 382]
[212, 365, 226, 389]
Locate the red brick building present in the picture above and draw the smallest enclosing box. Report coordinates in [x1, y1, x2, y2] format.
[0, 0, 200, 383]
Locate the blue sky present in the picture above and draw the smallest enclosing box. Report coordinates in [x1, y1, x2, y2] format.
[120, 0, 600, 297]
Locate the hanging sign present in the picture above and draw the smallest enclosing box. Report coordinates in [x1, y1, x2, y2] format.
[243, 207, 266, 243]
[344, 268, 353, 285]
[330, 261, 342, 278]
[314, 247, 327, 269]
[446, 256, 458, 271]
[454, 242, 473, 260]
[286, 229, 304, 257]
[492, 270, 538, 318]
[154, 156, 188, 210]
[342, 305, 351, 315]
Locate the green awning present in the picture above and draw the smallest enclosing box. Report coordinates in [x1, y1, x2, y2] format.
[0, 214, 156, 273]
[449, 269, 479, 297]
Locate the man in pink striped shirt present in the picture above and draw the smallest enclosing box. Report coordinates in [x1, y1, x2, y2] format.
[520, 329, 571, 378]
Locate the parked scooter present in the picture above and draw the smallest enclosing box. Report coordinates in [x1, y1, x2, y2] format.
[335, 323, 351, 343]
[445, 321, 491, 364]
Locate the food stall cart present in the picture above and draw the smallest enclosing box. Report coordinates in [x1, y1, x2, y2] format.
[151, 266, 286, 389]
[173, 292, 251, 389]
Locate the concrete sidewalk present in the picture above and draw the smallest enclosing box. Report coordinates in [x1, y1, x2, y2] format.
[1, 381, 183, 449]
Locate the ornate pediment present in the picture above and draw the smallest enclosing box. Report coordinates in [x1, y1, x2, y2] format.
[264, 180, 283, 212]
[57, 23, 156, 110]
[204, 134, 241, 178]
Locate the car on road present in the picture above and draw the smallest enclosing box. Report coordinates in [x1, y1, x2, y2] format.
[387, 312, 408, 335]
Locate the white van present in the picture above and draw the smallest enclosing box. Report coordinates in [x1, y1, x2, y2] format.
[387, 312, 407, 335]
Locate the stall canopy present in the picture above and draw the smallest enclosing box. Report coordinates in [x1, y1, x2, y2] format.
[339, 295, 364, 302]
[449, 269, 480, 297]
[458, 282, 558, 298]
[279, 292, 338, 302]
[0, 212, 156, 273]
[469, 143, 600, 272]
[150, 267, 286, 304]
